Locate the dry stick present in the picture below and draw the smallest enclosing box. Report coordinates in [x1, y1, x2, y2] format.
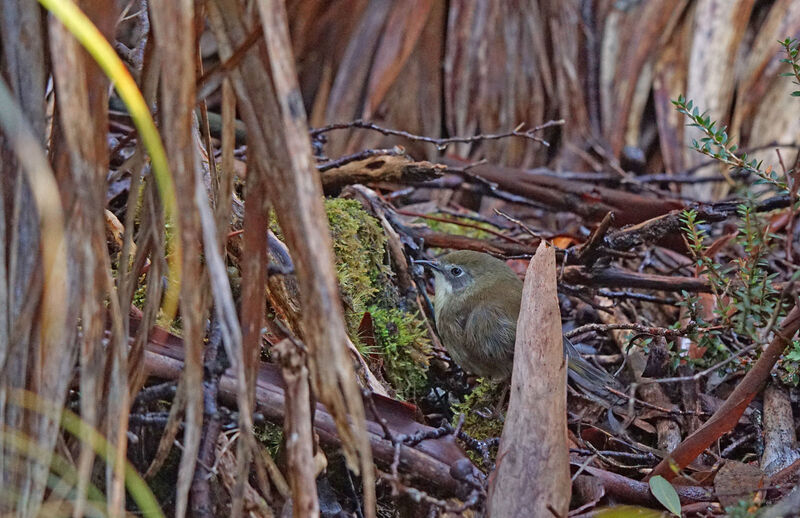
[577, 465, 713, 506]
[320, 154, 445, 195]
[721, 432, 758, 458]
[422, 174, 552, 209]
[317, 146, 405, 172]
[605, 194, 791, 251]
[603, 387, 706, 417]
[637, 342, 761, 386]
[493, 209, 548, 241]
[384, 209, 538, 256]
[594, 289, 677, 305]
[562, 265, 711, 292]
[647, 305, 800, 481]
[142, 331, 473, 496]
[364, 395, 483, 515]
[564, 322, 692, 341]
[438, 207, 515, 229]
[575, 211, 615, 266]
[448, 159, 686, 226]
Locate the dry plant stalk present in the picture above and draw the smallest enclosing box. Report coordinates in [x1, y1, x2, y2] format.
[276, 339, 320, 517]
[206, 0, 376, 515]
[487, 241, 570, 516]
[149, 3, 206, 517]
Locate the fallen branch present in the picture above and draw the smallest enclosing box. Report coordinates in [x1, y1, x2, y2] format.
[320, 153, 446, 194]
[605, 194, 791, 251]
[576, 464, 713, 507]
[562, 266, 711, 292]
[443, 158, 686, 226]
[140, 318, 472, 496]
[575, 211, 615, 266]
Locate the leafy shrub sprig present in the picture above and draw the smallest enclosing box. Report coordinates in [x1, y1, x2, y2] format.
[672, 95, 787, 192]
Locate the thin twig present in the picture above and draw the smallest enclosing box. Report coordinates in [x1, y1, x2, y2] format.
[637, 342, 761, 386]
[395, 208, 528, 246]
[605, 387, 706, 417]
[493, 209, 548, 242]
[310, 119, 565, 148]
[721, 431, 758, 458]
[564, 322, 694, 340]
[595, 289, 677, 305]
[365, 393, 485, 514]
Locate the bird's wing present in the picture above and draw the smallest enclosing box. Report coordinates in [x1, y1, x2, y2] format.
[463, 304, 516, 365]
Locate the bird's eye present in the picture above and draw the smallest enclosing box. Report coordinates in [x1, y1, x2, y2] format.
[450, 267, 463, 277]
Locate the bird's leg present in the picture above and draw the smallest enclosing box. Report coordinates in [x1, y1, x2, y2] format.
[474, 379, 509, 421]
[494, 380, 510, 415]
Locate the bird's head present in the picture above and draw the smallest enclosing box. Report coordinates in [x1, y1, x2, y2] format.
[415, 250, 516, 297]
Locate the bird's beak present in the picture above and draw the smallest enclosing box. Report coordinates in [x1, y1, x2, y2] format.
[412, 259, 443, 273]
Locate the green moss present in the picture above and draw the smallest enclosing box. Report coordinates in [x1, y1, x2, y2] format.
[271, 198, 389, 332]
[132, 277, 147, 309]
[450, 379, 506, 466]
[272, 198, 432, 399]
[324, 199, 389, 327]
[254, 421, 284, 459]
[367, 306, 431, 400]
[323, 199, 432, 399]
[417, 214, 497, 240]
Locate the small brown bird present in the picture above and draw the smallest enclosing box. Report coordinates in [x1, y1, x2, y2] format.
[418, 250, 620, 396]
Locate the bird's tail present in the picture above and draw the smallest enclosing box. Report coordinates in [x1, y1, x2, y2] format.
[563, 336, 624, 402]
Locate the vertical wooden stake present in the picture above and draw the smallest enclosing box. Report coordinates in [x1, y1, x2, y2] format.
[487, 241, 570, 517]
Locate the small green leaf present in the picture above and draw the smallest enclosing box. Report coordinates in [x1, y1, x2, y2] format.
[786, 348, 800, 362]
[594, 505, 668, 517]
[649, 475, 681, 516]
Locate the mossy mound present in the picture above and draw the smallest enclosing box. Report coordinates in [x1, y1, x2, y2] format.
[450, 378, 506, 466]
[366, 306, 432, 400]
[324, 198, 390, 331]
[274, 198, 433, 400]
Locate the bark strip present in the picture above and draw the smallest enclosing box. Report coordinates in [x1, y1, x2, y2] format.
[487, 242, 570, 516]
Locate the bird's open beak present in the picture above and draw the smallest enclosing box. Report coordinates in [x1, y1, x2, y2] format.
[412, 259, 443, 273]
